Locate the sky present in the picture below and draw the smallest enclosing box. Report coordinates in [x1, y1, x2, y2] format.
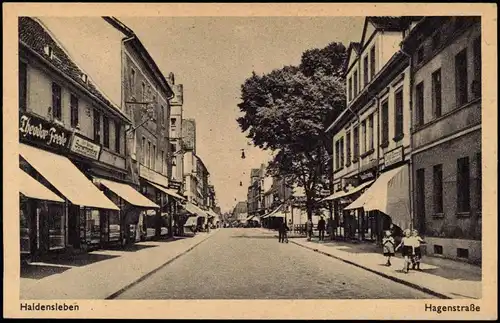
[38, 16, 364, 214]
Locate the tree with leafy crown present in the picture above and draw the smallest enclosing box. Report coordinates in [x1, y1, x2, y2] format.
[237, 42, 347, 219]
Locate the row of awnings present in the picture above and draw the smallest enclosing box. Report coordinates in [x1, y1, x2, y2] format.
[18, 143, 185, 210]
[322, 165, 411, 230]
[261, 204, 286, 219]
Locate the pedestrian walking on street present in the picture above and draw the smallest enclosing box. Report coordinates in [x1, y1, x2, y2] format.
[382, 230, 395, 266]
[317, 216, 326, 242]
[395, 229, 413, 273]
[411, 230, 425, 270]
[278, 221, 289, 243]
[305, 218, 313, 241]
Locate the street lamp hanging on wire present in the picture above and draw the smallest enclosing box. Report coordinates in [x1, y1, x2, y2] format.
[241, 149, 246, 159]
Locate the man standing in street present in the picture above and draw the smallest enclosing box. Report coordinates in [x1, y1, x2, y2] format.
[305, 218, 313, 241]
[318, 216, 326, 242]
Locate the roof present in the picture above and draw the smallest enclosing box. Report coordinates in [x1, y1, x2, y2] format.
[103, 17, 174, 99]
[250, 168, 261, 177]
[343, 42, 362, 75]
[19, 17, 131, 123]
[367, 16, 409, 31]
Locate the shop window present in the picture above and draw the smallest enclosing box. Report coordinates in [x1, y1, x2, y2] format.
[115, 121, 121, 153]
[381, 100, 389, 145]
[434, 245, 443, 255]
[363, 55, 369, 86]
[433, 164, 444, 214]
[432, 69, 442, 118]
[457, 156, 471, 213]
[108, 211, 121, 242]
[457, 248, 469, 259]
[19, 61, 27, 111]
[52, 82, 62, 120]
[353, 126, 359, 161]
[455, 49, 469, 107]
[94, 109, 101, 144]
[394, 89, 404, 140]
[47, 202, 65, 250]
[370, 45, 376, 80]
[85, 209, 101, 244]
[103, 115, 109, 148]
[20, 198, 30, 253]
[415, 82, 425, 127]
[70, 94, 79, 128]
[472, 36, 482, 98]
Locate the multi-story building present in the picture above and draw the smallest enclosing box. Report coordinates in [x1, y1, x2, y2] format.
[166, 72, 184, 192]
[18, 17, 159, 260]
[101, 17, 178, 242]
[326, 16, 421, 242]
[232, 201, 248, 224]
[401, 16, 482, 263]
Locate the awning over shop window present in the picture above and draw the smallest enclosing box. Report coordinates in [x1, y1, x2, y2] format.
[19, 143, 119, 210]
[95, 177, 159, 209]
[262, 204, 283, 218]
[345, 165, 411, 229]
[147, 181, 186, 201]
[322, 180, 374, 201]
[183, 202, 207, 218]
[19, 168, 64, 203]
[184, 216, 197, 227]
[207, 209, 219, 219]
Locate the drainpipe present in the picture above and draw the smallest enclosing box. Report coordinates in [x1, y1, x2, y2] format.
[399, 47, 414, 232]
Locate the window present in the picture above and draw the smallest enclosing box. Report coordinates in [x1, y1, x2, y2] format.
[348, 77, 352, 102]
[455, 49, 468, 107]
[19, 62, 27, 111]
[171, 118, 177, 128]
[416, 46, 424, 64]
[381, 100, 389, 145]
[416, 82, 425, 126]
[457, 248, 469, 259]
[141, 82, 146, 101]
[346, 131, 351, 166]
[432, 33, 440, 50]
[457, 157, 470, 213]
[394, 89, 404, 139]
[353, 126, 359, 161]
[94, 109, 101, 143]
[472, 36, 482, 98]
[416, 168, 426, 234]
[52, 82, 62, 120]
[70, 94, 79, 128]
[353, 70, 358, 96]
[115, 121, 121, 153]
[161, 150, 164, 174]
[130, 68, 136, 90]
[368, 114, 374, 151]
[147, 141, 151, 168]
[370, 46, 376, 80]
[432, 69, 442, 118]
[363, 55, 369, 86]
[334, 140, 340, 169]
[434, 245, 443, 255]
[161, 105, 165, 125]
[152, 144, 156, 170]
[476, 152, 482, 212]
[142, 137, 146, 164]
[433, 164, 444, 214]
[103, 115, 109, 148]
[362, 120, 367, 153]
[170, 143, 176, 154]
[339, 137, 344, 167]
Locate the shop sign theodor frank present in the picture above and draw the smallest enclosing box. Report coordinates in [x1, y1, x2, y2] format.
[19, 112, 72, 150]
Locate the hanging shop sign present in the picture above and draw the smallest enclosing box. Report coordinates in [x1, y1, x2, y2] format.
[168, 180, 182, 191]
[384, 146, 404, 167]
[69, 133, 102, 160]
[359, 171, 375, 181]
[19, 112, 72, 150]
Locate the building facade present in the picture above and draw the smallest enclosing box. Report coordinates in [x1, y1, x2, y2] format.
[167, 72, 185, 192]
[401, 16, 482, 263]
[326, 17, 421, 242]
[18, 17, 146, 260]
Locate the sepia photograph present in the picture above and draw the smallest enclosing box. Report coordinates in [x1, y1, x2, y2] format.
[3, 3, 497, 320]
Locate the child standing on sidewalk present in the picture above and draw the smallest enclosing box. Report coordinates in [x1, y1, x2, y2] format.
[382, 230, 395, 266]
[395, 229, 413, 273]
[411, 229, 425, 270]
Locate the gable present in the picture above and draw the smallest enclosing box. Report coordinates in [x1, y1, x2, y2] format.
[360, 20, 377, 47]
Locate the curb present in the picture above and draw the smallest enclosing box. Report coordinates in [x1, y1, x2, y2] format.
[290, 240, 452, 300]
[105, 231, 217, 299]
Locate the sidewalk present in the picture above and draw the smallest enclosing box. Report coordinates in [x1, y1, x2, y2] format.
[20, 230, 219, 299]
[290, 237, 482, 299]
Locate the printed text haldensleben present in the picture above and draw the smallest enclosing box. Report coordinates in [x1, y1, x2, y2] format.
[20, 302, 80, 311]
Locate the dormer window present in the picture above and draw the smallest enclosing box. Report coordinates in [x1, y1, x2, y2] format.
[44, 45, 54, 59]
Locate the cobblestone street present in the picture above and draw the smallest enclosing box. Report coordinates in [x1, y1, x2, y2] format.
[115, 228, 436, 299]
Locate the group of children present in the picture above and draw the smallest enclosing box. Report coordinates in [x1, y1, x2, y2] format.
[382, 228, 425, 274]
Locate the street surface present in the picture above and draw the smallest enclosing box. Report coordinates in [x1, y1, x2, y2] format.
[116, 228, 436, 299]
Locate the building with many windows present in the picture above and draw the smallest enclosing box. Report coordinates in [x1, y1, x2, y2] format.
[401, 16, 482, 263]
[326, 16, 420, 242]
